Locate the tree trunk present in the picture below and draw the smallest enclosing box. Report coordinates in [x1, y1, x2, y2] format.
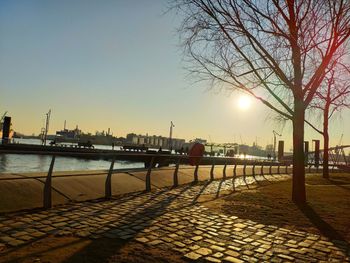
[292, 99, 306, 204]
[323, 104, 330, 179]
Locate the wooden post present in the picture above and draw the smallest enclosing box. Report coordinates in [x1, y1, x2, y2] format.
[252, 163, 256, 176]
[233, 164, 237, 178]
[261, 165, 264, 176]
[105, 157, 115, 199]
[269, 165, 272, 175]
[146, 156, 154, 192]
[277, 164, 280, 174]
[173, 158, 180, 187]
[44, 156, 55, 209]
[210, 159, 215, 181]
[194, 164, 199, 183]
[285, 165, 288, 174]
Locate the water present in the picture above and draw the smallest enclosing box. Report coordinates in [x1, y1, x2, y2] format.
[0, 139, 143, 174]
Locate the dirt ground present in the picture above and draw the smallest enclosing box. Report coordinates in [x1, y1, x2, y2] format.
[1, 172, 349, 262]
[200, 173, 350, 242]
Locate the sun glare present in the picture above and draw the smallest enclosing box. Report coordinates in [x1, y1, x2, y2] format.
[238, 95, 251, 110]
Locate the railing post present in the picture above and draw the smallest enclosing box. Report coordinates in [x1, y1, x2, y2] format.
[285, 165, 288, 174]
[146, 156, 154, 192]
[105, 157, 115, 199]
[261, 164, 264, 176]
[210, 159, 215, 181]
[233, 163, 237, 178]
[243, 162, 246, 179]
[269, 164, 272, 175]
[277, 164, 280, 174]
[44, 156, 55, 209]
[252, 163, 256, 176]
[173, 158, 180, 187]
[194, 164, 199, 183]
[222, 160, 227, 180]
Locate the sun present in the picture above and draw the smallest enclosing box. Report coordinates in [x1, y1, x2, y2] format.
[238, 95, 252, 110]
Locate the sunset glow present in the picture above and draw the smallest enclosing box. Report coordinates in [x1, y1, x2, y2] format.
[237, 95, 252, 110]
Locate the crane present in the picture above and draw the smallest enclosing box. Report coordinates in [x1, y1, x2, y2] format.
[1, 111, 8, 123]
[42, 110, 51, 146]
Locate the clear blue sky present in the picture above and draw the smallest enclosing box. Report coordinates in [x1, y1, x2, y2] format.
[0, 0, 349, 150]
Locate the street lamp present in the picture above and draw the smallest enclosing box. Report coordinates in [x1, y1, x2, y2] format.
[169, 121, 175, 151]
[273, 130, 282, 161]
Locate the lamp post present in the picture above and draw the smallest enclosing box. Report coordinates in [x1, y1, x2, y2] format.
[273, 130, 281, 161]
[169, 121, 175, 151]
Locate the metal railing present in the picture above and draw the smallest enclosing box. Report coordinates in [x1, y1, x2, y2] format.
[3, 152, 339, 211]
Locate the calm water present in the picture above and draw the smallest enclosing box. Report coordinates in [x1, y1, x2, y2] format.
[0, 139, 143, 174]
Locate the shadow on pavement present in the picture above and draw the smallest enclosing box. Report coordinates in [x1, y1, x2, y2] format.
[297, 203, 350, 250]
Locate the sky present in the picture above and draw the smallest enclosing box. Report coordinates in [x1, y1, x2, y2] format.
[0, 0, 349, 151]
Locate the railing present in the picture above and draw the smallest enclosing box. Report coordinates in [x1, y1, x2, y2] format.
[38, 153, 289, 209]
[2, 152, 339, 211]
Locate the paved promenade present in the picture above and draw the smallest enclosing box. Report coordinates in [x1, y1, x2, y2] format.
[0, 173, 349, 262]
[0, 165, 288, 213]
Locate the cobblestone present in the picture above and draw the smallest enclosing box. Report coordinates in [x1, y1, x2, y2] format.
[0, 174, 349, 262]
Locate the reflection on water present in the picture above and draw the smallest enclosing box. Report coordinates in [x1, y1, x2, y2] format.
[0, 138, 142, 173]
[0, 154, 143, 174]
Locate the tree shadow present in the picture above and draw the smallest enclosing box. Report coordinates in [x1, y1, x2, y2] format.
[297, 203, 350, 250]
[61, 184, 193, 262]
[191, 181, 212, 204]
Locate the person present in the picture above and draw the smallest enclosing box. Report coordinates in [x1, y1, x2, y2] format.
[267, 153, 271, 160]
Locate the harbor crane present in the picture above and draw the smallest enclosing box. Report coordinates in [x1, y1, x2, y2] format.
[1, 111, 8, 123]
[42, 110, 51, 146]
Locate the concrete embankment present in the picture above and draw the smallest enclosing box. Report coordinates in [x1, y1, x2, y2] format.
[0, 165, 285, 213]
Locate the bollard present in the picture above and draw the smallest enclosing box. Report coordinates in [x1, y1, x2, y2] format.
[223, 160, 227, 179]
[44, 156, 55, 209]
[146, 156, 154, 192]
[261, 165, 264, 176]
[194, 164, 199, 183]
[105, 157, 115, 199]
[173, 158, 180, 187]
[210, 160, 215, 181]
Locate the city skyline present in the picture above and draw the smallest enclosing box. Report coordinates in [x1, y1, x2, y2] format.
[1, 0, 349, 150]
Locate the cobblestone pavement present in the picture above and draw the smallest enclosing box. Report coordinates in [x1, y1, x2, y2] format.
[0, 174, 349, 262]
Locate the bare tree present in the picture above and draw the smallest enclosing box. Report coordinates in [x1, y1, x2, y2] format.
[174, 0, 350, 203]
[308, 59, 350, 178]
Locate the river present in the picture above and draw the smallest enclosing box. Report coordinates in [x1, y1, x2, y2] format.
[0, 139, 144, 173]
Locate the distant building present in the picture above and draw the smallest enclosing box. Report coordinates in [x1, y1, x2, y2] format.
[125, 133, 186, 149]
